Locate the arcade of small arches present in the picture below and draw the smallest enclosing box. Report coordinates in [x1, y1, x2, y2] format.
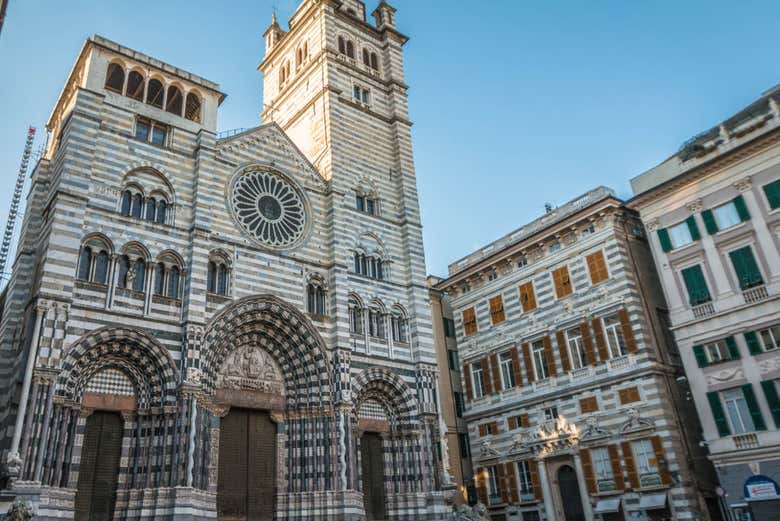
[104, 61, 202, 123]
[349, 294, 410, 344]
[337, 34, 380, 73]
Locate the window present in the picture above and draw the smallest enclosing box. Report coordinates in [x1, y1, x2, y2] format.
[552, 266, 573, 298]
[306, 283, 326, 315]
[532, 340, 549, 380]
[166, 86, 183, 116]
[618, 386, 641, 405]
[117, 255, 130, 288]
[499, 351, 515, 390]
[516, 256, 528, 268]
[693, 337, 739, 367]
[549, 241, 561, 253]
[349, 297, 364, 335]
[105, 63, 124, 93]
[681, 265, 712, 306]
[518, 282, 537, 312]
[566, 327, 588, 369]
[462, 307, 477, 336]
[471, 363, 485, 398]
[443, 317, 455, 338]
[580, 396, 598, 414]
[447, 349, 459, 371]
[146, 78, 164, 108]
[480, 422, 497, 436]
[729, 246, 764, 290]
[722, 388, 757, 434]
[368, 308, 385, 339]
[458, 433, 471, 458]
[487, 466, 500, 499]
[355, 194, 377, 215]
[185, 92, 201, 122]
[489, 295, 505, 325]
[153, 256, 182, 299]
[135, 117, 168, 147]
[591, 447, 614, 483]
[582, 223, 596, 237]
[705, 340, 731, 364]
[77, 246, 92, 281]
[711, 201, 742, 230]
[362, 48, 379, 70]
[586, 251, 609, 285]
[391, 310, 409, 343]
[665, 217, 699, 250]
[454, 392, 464, 418]
[516, 461, 534, 496]
[353, 85, 370, 105]
[603, 314, 627, 358]
[758, 325, 780, 351]
[763, 179, 780, 210]
[543, 406, 558, 421]
[632, 439, 659, 477]
[353, 252, 385, 280]
[76, 240, 110, 285]
[126, 71, 144, 101]
[207, 255, 230, 296]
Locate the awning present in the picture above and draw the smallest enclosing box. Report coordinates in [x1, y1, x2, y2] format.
[593, 498, 621, 514]
[638, 493, 668, 510]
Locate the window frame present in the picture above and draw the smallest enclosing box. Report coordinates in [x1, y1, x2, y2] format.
[602, 314, 628, 359]
[668, 220, 695, 249]
[566, 326, 588, 369]
[471, 363, 485, 399]
[532, 340, 549, 380]
[519, 281, 537, 313]
[499, 350, 515, 390]
[722, 388, 756, 434]
[552, 265, 573, 299]
[712, 201, 742, 231]
[516, 460, 534, 496]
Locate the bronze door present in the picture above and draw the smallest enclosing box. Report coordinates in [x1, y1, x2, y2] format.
[218, 409, 276, 521]
[361, 433, 386, 520]
[74, 411, 123, 521]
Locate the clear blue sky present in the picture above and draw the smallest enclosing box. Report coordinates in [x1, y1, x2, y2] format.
[1, 0, 779, 277]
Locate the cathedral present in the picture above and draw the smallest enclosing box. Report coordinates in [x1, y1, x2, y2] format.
[0, 1, 451, 519]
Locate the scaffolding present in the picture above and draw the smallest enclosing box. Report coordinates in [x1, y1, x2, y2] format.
[0, 126, 36, 281]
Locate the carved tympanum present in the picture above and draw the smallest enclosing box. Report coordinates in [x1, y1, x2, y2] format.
[217, 345, 284, 395]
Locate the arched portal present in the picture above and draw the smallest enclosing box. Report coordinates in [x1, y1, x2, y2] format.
[201, 295, 335, 521]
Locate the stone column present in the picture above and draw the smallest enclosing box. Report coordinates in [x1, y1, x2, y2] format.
[536, 459, 556, 521]
[573, 452, 595, 521]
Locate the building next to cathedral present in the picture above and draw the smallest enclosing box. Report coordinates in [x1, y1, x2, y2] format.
[630, 86, 780, 521]
[433, 187, 721, 521]
[0, 1, 454, 520]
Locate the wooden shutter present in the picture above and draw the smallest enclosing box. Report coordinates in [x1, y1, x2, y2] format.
[492, 421, 501, 435]
[725, 336, 740, 360]
[519, 282, 537, 312]
[579, 449, 596, 495]
[463, 363, 474, 401]
[579, 397, 598, 414]
[497, 462, 509, 503]
[510, 347, 524, 387]
[701, 209, 718, 234]
[479, 424, 487, 437]
[657, 228, 672, 252]
[553, 266, 573, 298]
[692, 345, 709, 368]
[618, 308, 638, 354]
[760, 380, 780, 428]
[528, 459, 542, 500]
[745, 331, 763, 355]
[682, 265, 711, 305]
[607, 444, 626, 490]
[508, 416, 518, 430]
[621, 441, 639, 489]
[505, 462, 519, 503]
[489, 295, 505, 325]
[520, 414, 530, 428]
[581, 322, 596, 365]
[591, 318, 609, 361]
[742, 384, 767, 431]
[619, 386, 640, 405]
[706, 391, 731, 437]
[463, 307, 477, 336]
[522, 342, 535, 383]
[730, 247, 763, 290]
[556, 331, 571, 372]
[686, 216, 701, 241]
[764, 179, 780, 210]
[481, 358, 493, 395]
[476, 467, 488, 505]
[733, 195, 751, 221]
[542, 336, 557, 377]
[650, 436, 672, 486]
[490, 352, 502, 394]
[586, 251, 609, 285]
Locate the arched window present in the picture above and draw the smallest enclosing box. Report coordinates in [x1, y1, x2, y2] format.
[120, 191, 132, 216]
[156, 200, 167, 224]
[77, 246, 92, 281]
[94, 251, 109, 285]
[145, 197, 157, 222]
[77, 237, 112, 285]
[306, 282, 326, 315]
[338, 36, 346, 55]
[296, 48, 303, 69]
[362, 49, 370, 67]
[153, 254, 183, 299]
[207, 261, 217, 293]
[391, 308, 409, 344]
[132, 258, 146, 293]
[154, 262, 165, 295]
[349, 296, 364, 335]
[207, 252, 231, 296]
[185, 92, 201, 123]
[168, 265, 181, 298]
[346, 40, 355, 59]
[370, 52, 379, 71]
[117, 255, 130, 288]
[126, 71, 144, 101]
[368, 305, 386, 339]
[353, 252, 384, 280]
[131, 193, 144, 219]
[217, 265, 229, 295]
[146, 79, 164, 108]
[105, 63, 125, 93]
[166, 86, 183, 116]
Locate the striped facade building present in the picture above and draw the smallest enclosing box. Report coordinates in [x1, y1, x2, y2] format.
[434, 188, 720, 521]
[0, 1, 451, 520]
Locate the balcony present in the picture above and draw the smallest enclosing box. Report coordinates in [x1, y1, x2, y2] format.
[692, 302, 716, 319]
[608, 355, 631, 370]
[743, 285, 769, 304]
[733, 433, 759, 449]
[571, 366, 592, 380]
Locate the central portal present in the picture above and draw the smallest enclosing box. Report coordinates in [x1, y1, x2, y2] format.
[361, 432, 386, 520]
[217, 408, 276, 521]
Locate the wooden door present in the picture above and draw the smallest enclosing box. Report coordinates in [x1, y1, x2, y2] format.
[218, 409, 276, 521]
[558, 465, 585, 521]
[361, 432, 386, 520]
[74, 411, 123, 521]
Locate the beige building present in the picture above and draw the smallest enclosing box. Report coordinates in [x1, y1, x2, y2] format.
[429, 276, 474, 504]
[630, 86, 780, 521]
[435, 187, 719, 521]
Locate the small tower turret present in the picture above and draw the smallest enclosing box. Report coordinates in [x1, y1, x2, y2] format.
[372, 1, 396, 30]
[263, 12, 286, 52]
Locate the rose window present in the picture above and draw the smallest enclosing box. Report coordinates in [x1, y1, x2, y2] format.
[230, 169, 307, 248]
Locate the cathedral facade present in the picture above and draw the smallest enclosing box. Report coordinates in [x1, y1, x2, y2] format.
[0, 1, 450, 520]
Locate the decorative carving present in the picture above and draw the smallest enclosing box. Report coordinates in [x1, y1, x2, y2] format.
[733, 176, 752, 192]
[685, 199, 703, 213]
[6, 499, 33, 521]
[644, 219, 660, 232]
[705, 367, 743, 385]
[217, 345, 284, 395]
[620, 407, 654, 433]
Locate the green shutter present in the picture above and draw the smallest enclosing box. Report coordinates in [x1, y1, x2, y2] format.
[701, 210, 719, 234]
[745, 331, 763, 355]
[681, 265, 711, 306]
[764, 179, 780, 210]
[686, 216, 701, 241]
[707, 391, 731, 437]
[725, 337, 740, 360]
[729, 247, 764, 290]
[742, 384, 767, 431]
[693, 345, 708, 368]
[658, 228, 672, 252]
[761, 380, 780, 428]
[733, 195, 750, 222]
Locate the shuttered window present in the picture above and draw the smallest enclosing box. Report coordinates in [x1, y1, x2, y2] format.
[618, 386, 641, 405]
[729, 246, 764, 290]
[552, 266, 573, 299]
[607, 445, 626, 490]
[580, 396, 599, 413]
[760, 380, 780, 428]
[763, 178, 780, 210]
[681, 265, 712, 306]
[516, 461, 534, 496]
[660, 216, 700, 252]
[591, 447, 613, 488]
[702, 196, 750, 233]
[499, 350, 516, 389]
[462, 307, 477, 335]
[581, 322, 597, 366]
[543, 336, 557, 377]
[489, 295, 506, 325]
[580, 448, 597, 494]
[586, 250, 609, 285]
[508, 414, 530, 430]
[707, 391, 731, 437]
[471, 362, 486, 398]
[693, 337, 740, 367]
[518, 282, 537, 312]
